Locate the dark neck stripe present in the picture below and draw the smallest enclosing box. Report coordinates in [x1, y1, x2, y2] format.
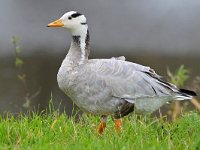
[72, 30, 89, 47]
[72, 36, 80, 45]
[72, 30, 90, 59]
[85, 30, 90, 48]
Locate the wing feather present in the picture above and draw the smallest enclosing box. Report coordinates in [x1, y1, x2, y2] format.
[83, 59, 178, 103]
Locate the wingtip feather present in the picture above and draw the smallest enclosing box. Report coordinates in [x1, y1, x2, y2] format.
[179, 89, 197, 96]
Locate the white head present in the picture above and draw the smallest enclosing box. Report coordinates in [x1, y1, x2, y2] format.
[47, 11, 88, 36]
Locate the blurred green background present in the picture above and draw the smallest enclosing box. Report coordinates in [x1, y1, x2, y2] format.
[0, 0, 199, 114]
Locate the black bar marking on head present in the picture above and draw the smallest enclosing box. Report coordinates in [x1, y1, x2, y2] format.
[71, 12, 82, 18]
[81, 22, 87, 25]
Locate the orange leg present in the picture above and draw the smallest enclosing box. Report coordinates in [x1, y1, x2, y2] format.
[115, 119, 122, 133]
[97, 115, 107, 135]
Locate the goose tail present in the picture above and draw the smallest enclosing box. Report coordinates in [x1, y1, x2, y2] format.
[175, 89, 197, 100]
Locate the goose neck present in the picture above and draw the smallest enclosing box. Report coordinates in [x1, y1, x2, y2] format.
[71, 28, 90, 64]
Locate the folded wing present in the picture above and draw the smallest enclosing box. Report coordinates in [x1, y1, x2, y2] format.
[84, 59, 182, 103]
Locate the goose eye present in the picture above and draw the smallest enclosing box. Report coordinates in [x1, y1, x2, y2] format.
[68, 16, 72, 20]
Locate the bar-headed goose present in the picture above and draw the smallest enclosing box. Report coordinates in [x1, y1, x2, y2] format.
[47, 11, 196, 135]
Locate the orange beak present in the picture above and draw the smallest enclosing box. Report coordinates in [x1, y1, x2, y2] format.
[47, 19, 64, 27]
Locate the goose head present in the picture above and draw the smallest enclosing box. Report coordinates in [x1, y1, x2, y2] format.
[47, 11, 87, 36]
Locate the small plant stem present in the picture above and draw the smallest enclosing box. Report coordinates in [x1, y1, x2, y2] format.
[191, 98, 200, 111]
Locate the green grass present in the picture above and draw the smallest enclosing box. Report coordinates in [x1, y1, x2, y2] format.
[0, 110, 200, 150]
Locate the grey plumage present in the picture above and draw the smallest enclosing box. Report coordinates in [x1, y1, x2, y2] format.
[54, 11, 196, 118]
[58, 45, 195, 116]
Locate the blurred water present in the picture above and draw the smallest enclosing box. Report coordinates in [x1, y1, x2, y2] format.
[1, 0, 200, 55]
[0, 51, 199, 114]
